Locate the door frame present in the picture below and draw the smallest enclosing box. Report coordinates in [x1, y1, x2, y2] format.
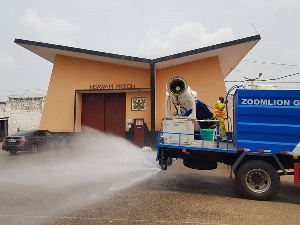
[73, 88, 150, 132]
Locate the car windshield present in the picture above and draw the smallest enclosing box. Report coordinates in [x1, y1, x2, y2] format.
[11, 130, 35, 136]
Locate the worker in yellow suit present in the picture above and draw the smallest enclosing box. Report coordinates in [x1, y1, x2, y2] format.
[213, 97, 227, 141]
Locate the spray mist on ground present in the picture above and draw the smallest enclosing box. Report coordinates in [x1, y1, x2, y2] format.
[0, 127, 160, 219]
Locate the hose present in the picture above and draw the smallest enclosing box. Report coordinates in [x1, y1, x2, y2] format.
[225, 84, 245, 141]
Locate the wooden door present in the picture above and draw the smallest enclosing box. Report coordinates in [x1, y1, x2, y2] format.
[81, 93, 125, 137]
[104, 93, 126, 137]
[81, 94, 105, 132]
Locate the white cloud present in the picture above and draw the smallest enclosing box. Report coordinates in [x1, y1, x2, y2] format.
[138, 22, 234, 58]
[19, 10, 81, 46]
[0, 50, 16, 70]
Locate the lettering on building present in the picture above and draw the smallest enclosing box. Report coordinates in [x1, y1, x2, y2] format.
[90, 84, 136, 90]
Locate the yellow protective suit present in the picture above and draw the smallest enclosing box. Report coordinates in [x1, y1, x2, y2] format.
[213, 100, 227, 141]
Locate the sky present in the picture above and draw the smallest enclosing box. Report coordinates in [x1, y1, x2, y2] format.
[1, 0, 300, 94]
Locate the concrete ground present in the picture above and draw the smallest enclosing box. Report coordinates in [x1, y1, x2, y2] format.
[0, 149, 299, 225]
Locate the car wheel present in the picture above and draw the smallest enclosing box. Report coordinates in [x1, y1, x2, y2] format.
[9, 150, 17, 155]
[235, 160, 281, 200]
[30, 143, 38, 153]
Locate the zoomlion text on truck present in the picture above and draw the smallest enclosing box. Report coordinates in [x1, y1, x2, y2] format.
[241, 98, 300, 106]
[157, 76, 300, 200]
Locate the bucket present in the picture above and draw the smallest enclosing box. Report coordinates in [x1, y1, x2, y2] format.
[201, 129, 214, 141]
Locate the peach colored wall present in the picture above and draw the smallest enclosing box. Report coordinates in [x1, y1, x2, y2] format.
[40, 55, 230, 133]
[40, 55, 150, 132]
[155, 56, 230, 130]
[125, 91, 151, 131]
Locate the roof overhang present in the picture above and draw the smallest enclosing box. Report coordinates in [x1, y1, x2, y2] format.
[153, 35, 261, 78]
[14, 39, 152, 69]
[15, 35, 260, 78]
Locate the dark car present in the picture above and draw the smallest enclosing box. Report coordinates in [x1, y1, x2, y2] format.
[2, 129, 59, 154]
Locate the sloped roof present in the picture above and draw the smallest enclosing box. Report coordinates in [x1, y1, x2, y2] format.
[15, 35, 261, 78]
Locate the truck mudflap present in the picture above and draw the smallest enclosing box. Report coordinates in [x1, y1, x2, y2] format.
[294, 163, 300, 185]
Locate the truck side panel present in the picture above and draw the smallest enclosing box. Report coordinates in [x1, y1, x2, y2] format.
[234, 89, 300, 154]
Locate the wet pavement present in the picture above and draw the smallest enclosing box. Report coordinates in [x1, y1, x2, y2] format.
[0, 149, 300, 225]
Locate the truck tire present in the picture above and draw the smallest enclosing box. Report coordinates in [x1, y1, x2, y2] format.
[235, 160, 281, 200]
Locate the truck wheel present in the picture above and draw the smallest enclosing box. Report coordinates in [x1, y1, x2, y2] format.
[235, 160, 281, 200]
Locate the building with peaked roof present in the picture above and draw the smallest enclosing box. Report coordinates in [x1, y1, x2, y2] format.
[15, 35, 261, 143]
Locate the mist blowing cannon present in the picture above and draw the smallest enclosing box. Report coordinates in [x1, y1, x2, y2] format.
[165, 76, 197, 119]
[163, 76, 198, 144]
